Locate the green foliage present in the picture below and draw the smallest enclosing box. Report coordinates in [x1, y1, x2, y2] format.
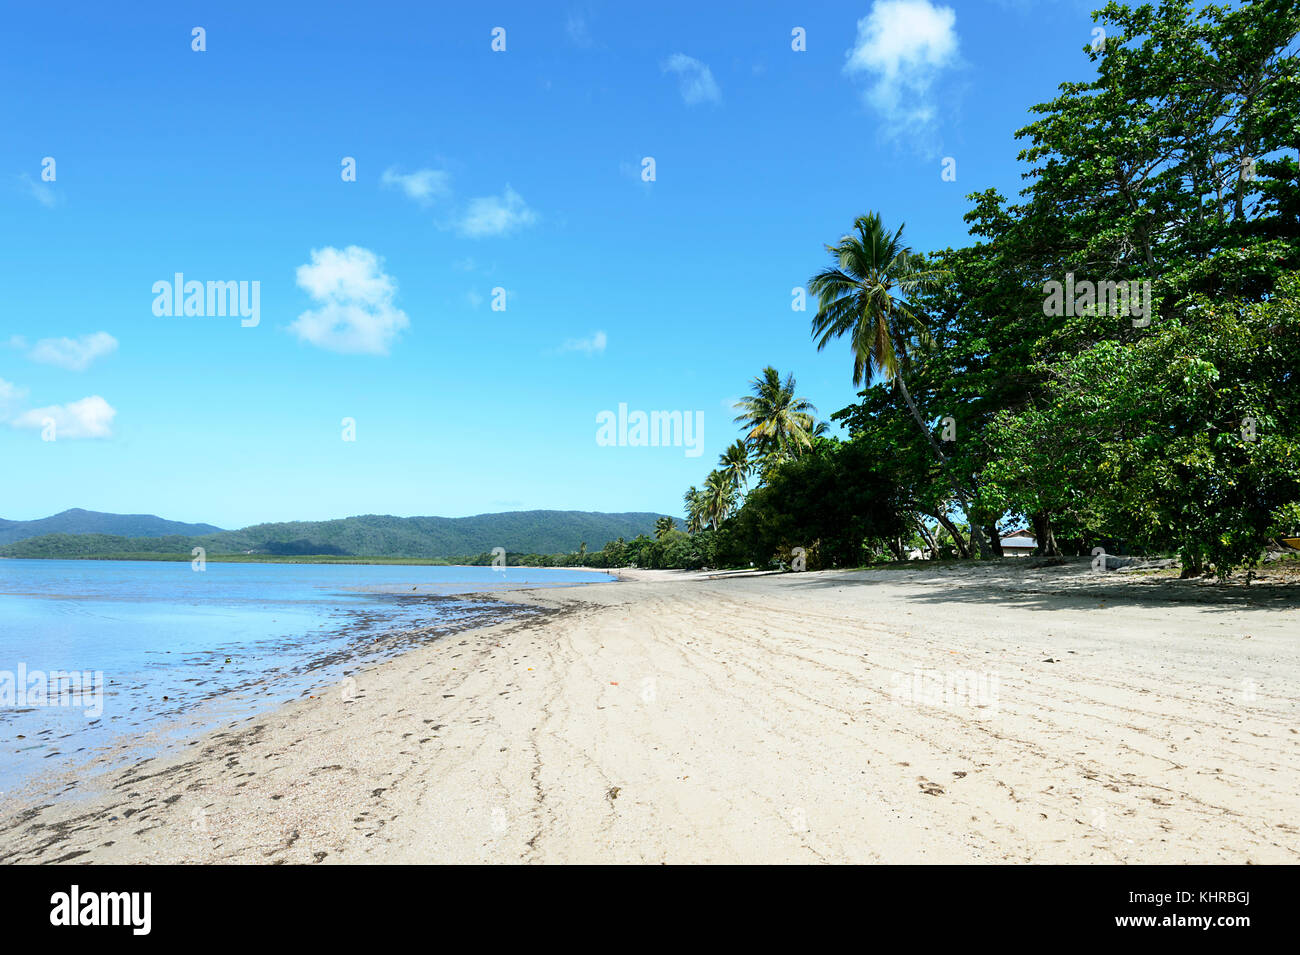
[720, 439, 909, 569]
[821, 0, 1300, 575]
[733, 366, 820, 462]
[0, 509, 222, 546]
[808, 212, 949, 386]
[0, 511, 675, 561]
[0, 533, 199, 558]
[986, 267, 1300, 574]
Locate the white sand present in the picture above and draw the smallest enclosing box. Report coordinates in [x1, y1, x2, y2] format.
[1, 562, 1297, 864]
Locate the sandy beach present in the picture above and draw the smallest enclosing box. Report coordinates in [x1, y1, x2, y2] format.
[1, 561, 1297, 864]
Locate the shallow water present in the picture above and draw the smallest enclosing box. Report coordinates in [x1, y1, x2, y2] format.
[0, 559, 611, 796]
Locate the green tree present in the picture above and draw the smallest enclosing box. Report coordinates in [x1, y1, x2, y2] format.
[733, 367, 820, 467]
[723, 438, 908, 569]
[702, 470, 738, 531]
[718, 440, 752, 494]
[808, 212, 992, 557]
[987, 266, 1300, 576]
[683, 486, 707, 534]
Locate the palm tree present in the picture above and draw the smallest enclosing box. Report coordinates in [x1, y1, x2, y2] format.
[702, 470, 737, 531]
[733, 366, 819, 462]
[654, 516, 675, 539]
[807, 212, 991, 559]
[718, 440, 752, 494]
[683, 486, 707, 533]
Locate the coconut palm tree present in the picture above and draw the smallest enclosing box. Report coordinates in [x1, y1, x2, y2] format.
[683, 486, 707, 533]
[807, 212, 991, 558]
[718, 440, 752, 494]
[654, 516, 675, 539]
[702, 470, 737, 531]
[733, 366, 819, 462]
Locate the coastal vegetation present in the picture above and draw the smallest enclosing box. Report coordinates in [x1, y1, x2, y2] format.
[0, 508, 222, 546]
[0, 511, 671, 562]
[668, 0, 1300, 577]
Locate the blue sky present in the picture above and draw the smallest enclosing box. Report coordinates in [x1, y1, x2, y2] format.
[1, 0, 1100, 528]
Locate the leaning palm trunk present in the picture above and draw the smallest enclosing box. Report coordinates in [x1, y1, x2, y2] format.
[808, 212, 994, 559]
[912, 513, 939, 558]
[894, 373, 991, 559]
[929, 510, 971, 558]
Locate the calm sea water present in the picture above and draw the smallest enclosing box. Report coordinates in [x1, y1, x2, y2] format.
[0, 559, 612, 797]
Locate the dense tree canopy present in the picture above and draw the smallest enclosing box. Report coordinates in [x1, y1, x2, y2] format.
[657, 0, 1300, 577]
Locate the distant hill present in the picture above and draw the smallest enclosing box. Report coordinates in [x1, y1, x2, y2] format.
[0, 508, 223, 546]
[0, 510, 670, 559]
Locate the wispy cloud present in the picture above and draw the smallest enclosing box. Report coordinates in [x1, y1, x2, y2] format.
[17, 173, 58, 207]
[559, 330, 607, 355]
[26, 332, 118, 371]
[566, 9, 593, 47]
[0, 378, 28, 417]
[380, 166, 451, 205]
[290, 246, 410, 355]
[844, 0, 959, 147]
[662, 54, 721, 106]
[381, 163, 540, 240]
[456, 186, 538, 238]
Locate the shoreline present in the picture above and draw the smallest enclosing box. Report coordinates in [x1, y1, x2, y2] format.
[2, 562, 1297, 864]
[0, 589, 557, 813]
[0, 555, 623, 572]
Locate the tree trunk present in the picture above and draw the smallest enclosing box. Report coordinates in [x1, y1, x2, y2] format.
[987, 524, 1004, 557]
[895, 374, 991, 558]
[1180, 548, 1203, 578]
[1031, 511, 1061, 557]
[913, 514, 939, 559]
[930, 510, 971, 559]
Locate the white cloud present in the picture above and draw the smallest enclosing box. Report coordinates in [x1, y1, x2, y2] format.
[0, 378, 115, 439]
[844, 0, 959, 144]
[662, 54, 721, 106]
[11, 395, 116, 439]
[380, 167, 451, 205]
[381, 165, 539, 240]
[290, 246, 410, 355]
[27, 332, 118, 371]
[456, 186, 538, 238]
[18, 173, 57, 207]
[560, 330, 607, 355]
[0, 378, 29, 416]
